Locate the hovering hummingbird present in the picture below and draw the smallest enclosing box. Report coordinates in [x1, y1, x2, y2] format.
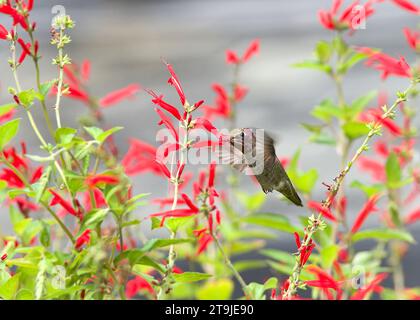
[220, 128, 303, 207]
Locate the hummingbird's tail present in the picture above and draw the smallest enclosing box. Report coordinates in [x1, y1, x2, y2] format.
[275, 179, 303, 207]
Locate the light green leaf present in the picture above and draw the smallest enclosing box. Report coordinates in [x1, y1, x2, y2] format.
[0, 118, 20, 150]
[55, 127, 77, 145]
[242, 214, 299, 234]
[386, 153, 402, 189]
[196, 279, 234, 300]
[342, 121, 370, 140]
[352, 228, 415, 244]
[0, 273, 20, 300]
[173, 272, 212, 283]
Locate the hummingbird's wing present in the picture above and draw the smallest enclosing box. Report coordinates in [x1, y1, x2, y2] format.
[252, 132, 303, 207]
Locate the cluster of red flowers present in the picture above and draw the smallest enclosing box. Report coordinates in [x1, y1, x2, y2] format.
[203, 40, 259, 120]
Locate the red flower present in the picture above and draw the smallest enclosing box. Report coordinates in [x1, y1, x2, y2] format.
[81, 59, 91, 82]
[357, 156, 386, 181]
[75, 229, 91, 250]
[404, 28, 420, 50]
[13, 196, 39, 213]
[294, 232, 315, 267]
[404, 208, 420, 225]
[391, 0, 420, 14]
[203, 84, 231, 120]
[242, 39, 260, 62]
[121, 138, 165, 176]
[17, 40, 31, 64]
[164, 60, 186, 106]
[193, 117, 218, 135]
[83, 188, 106, 211]
[99, 84, 140, 108]
[155, 160, 171, 179]
[85, 174, 119, 188]
[0, 168, 25, 188]
[318, 0, 375, 31]
[196, 233, 213, 255]
[181, 193, 199, 212]
[155, 108, 179, 142]
[125, 276, 155, 299]
[307, 200, 337, 222]
[208, 162, 216, 188]
[226, 50, 240, 64]
[374, 141, 389, 158]
[351, 195, 380, 233]
[149, 208, 199, 226]
[0, 24, 8, 40]
[351, 273, 388, 300]
[234, 84, 248, 102]
[146, 89, 182, 121]
[49, 189, 79, 218]
[363, 51, 412, 79]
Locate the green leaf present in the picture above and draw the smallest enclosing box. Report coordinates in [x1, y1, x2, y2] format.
[352, 228, 415, 244]
[84, 126, 103, 140]
[17, 89, 37, 107]
[386, 153, 402, 189]
[39, 80, 55, 99]
[235, 191, 266, 212]
[233, 260, 267, 272]
[347, 91, 376, 118]
[293, 169, 318, 194]
[0, 273, 20, 300]
[166, 215, 195, 233]
[55, 127, 77, 145]
[311, 99, 342, 122]
[242, 213, 299, 234]
[97, 127, 123, 144]
[0, 118, 20, 150]
[260, 249, 295, 265]
[308, 132, 336, 145]
[350, 180, 385, 197]
[338, 52, 367, 75]
[82, 209, 109, 228]
[342, 121, 370, 140]
[196, 279, 233, 300]
[315, 41, 332, 63]
[115, 238, 192, 265]
[173, 272, 212, 283]
[293, 60, 332, 73]
[320, 245, 339, 269]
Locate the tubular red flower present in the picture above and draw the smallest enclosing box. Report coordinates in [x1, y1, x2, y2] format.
[364, 52, 412, 79]
[196, 233, 213, 255]
[194, 117, 218, 135]
[150, 208, 198, 226]
[404, 208, 420, 225]
[351, 273, 388, 300]
[75, 229, 91, 250]
[83, 188, 106, 211]
[181, 193, 199, 212]
[300, 240, 315, 266]
[374, 141, 389, 158]
[0, 168, 25, 188]
[125, 276, 155, 299]
[81, 59, 91, 81]
[404, 28, 420, 50]
[155, 160, 171, 179]
[17, 38, 31, 55]
[242, 39, 259, 62]
[234, 84, 248, 102]
[208, 162, 216, 188]
[391, 0, 420, 13]
[0, 24, 8, 40]
[357, 156, 386, 181]
[146, 90, 182, 120]
[307, 200, 337, 222]
[155, 108, 179, 142]
[49, 189, 78, 217]
[294, 232, 301, 249]
[164, 61, 186, 106]
[351, 194, 380, 233]
[99, 84, 140, 107]
[85, 174, 119, 188]
[30, 166, 43, 184]
[226, 50, 240, 64]
[27, 0, 34, 12]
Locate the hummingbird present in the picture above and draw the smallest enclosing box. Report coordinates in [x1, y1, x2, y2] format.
[220, 128, 303, 207]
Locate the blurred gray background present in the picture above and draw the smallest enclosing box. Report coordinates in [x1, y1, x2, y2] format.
[0, 0, 419, 291]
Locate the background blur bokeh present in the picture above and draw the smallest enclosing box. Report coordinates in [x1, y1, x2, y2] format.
[0, 0, 419, 291]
